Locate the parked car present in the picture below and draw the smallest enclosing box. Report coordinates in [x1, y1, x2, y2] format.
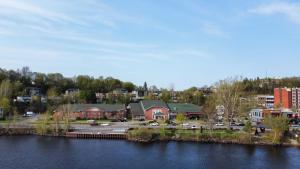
[88, 120, 98, 126]
[23, 111, 35, 117]
[190, 125, 199, 129]
[230, 122, 237, 126]
[150, 122, 159, 126]
[182, 123, 190, 128]
[101, 123, 110, 126]
[120, 118, 127, 122]
[169, 121, 177, 126]
[237, 123, 245, 126]
[215, 123, 224, 126]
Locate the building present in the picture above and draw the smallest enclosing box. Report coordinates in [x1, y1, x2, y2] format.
[250, 108, 281, 123]
[129, 101, 203, 121]
[274, 88, 292, 109]
[65, 88, 79, 95]
[56, 104, 126, 120]
[25, 87, 41, 96]
[131, 90, 145, 102]
[291, 88, 300, 109]
[142, 100, 169, 120]
[129, 100, 169, 120]
[113, 88, 128, 95]
[168, 103, 203, 119]
[256, 95, 274, 108]
[129, 103, 145, 120]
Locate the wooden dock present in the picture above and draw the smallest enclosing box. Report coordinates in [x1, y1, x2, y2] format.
[66, 132, 127, 140]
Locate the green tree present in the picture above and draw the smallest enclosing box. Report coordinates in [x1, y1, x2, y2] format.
[243, 120, 252, 143]
[161, 90, 171, 103]
[264, 115, 289, 144]
[122, 82, 135, 93]
[0, 97, 10, 117]
[176, 113, 186, 127]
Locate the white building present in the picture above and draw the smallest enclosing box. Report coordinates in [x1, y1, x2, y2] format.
[256, 95, 274, 108]
[216, 105, 225, 124]
[249, 109, 264, 123]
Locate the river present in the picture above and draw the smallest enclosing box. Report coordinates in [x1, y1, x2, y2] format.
[0, 136, 299, 169]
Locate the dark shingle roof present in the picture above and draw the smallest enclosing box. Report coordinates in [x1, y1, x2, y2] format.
[60, 104, 125, 112]
[141, 100, 168, 110]
[129, 103, 144, 116]
[168, 103, 202, 113]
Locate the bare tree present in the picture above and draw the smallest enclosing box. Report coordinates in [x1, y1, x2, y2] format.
[215, 77, 243, 129]
[0, 80, 12, 99]
[203, 93, 217, 134]
[61, 104, 72, 132]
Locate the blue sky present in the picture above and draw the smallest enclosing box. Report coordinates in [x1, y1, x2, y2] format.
[1, 0, 300, 90]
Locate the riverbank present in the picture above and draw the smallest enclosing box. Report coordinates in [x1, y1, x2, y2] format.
[127, 128, 300, 147]
[1, 127, 300, 147]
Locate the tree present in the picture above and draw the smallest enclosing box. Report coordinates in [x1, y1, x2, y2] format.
[53, 112, 61, 136]
[243, 120, 252, 143]
[35, 112, 51, 135]
[264, 115, 289, 144]
[176, 113, 185, 127]
[0, 80, 12, 99]
[203, 93, 217, 133]
[122, 82, 135, 93]
[143, 82, 148, 91]
[161, 90, 171, 103]
[215, 77, 243, 129]
[61, 104, 72, 132]
[0, 97, 10, 117]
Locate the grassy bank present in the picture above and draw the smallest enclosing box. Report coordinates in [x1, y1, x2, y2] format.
[128, 128, 299, 146]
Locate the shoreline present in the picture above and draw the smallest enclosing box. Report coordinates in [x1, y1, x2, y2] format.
[1, 127, 299, 147]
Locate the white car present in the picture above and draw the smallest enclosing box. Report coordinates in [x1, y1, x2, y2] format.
[182, 123, 190, 127]
[190, 125, 199, 129]
[150, 122, 159, 126]
[101, 123, 110, 126]
[215, 123, 224, 126]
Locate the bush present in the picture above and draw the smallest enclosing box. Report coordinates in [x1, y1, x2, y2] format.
[128, 128, 159, 141]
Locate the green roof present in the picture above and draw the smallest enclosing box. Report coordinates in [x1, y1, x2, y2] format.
[141, 100, 168, 110]
[59, 104, 125, 112]
[129, 103, 144, 116]
[168, 103, 201, 113]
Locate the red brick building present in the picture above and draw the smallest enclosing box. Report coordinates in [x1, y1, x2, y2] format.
[55, 104, 126, 120]
[274, 88, 292, 109]
[142, 100, 169, 120]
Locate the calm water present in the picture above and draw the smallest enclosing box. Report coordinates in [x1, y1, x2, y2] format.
[0, 136, 299, 169]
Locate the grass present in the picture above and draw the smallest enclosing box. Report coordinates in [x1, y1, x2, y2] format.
[128, 127, 246, 142]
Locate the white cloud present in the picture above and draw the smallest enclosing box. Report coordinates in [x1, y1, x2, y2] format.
[251, 2, 300, 24]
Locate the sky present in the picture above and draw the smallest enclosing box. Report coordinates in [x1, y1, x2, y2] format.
[1, 0, 300, 90]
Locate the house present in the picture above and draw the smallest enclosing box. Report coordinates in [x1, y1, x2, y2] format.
[113, 88, 128, 95]
[129, 100, 169, 120]
[141, 100, 169, 120]
[168, 103, 203, 119]
[129, 103, 145, 120]
[56, 104, 126, 120]
[25, 87, 41, 96]
[131, 90, 145, 101]
[65, 88, 79, 95]
[249, 108, 281, 123]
